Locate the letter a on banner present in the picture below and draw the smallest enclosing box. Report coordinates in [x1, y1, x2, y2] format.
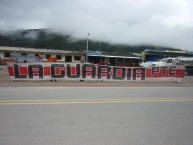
[28, 64, 43, 79]
[133, 68, 145, 80]
[82, 64, 96, 78]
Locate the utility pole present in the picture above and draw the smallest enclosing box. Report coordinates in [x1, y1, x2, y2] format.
[86, 33, 90, 62]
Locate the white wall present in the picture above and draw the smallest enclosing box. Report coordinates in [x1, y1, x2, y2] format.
[0, 50, 85, 63]
[61, 55, 65, 61]
[11, 52, 21, 56]
[0, 52, 3, 59]
[72, 55, 85, 63]
[27, 53, 36, 56]
[81, 56, 85, 62]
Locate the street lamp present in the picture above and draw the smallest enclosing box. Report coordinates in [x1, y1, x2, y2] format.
[86, 33, 90, 62]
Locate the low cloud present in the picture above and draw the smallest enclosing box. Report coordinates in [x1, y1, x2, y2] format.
[0, 0, 193, 50]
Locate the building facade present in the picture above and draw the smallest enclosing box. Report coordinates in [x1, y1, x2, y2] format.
[87, 51, 141, 67]
[0, 46, 85, 63]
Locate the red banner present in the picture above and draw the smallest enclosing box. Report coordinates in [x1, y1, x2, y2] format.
[7, 63, 185, 82]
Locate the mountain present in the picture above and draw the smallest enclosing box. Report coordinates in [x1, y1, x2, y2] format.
[0, 29, 182, 53]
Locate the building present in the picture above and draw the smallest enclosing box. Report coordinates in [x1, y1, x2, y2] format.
[87, 51, 141, 67]
[0, 46, 85, 63]
[142, 49, 193, 62]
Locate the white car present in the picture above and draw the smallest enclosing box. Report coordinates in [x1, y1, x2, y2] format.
[140, 61, 154, 67]
[152, 58, 174, 67]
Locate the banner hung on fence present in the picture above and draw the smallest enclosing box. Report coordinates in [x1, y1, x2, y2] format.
[7, 63, 185, 82]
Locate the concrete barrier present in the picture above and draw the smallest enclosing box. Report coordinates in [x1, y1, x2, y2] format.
[7, 63, 185, 82]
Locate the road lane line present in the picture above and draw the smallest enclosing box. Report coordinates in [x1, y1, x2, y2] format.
[0, 97, 193, 102]
[0, 98, 193, 105]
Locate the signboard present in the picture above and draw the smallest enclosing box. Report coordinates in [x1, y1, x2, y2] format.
[7, 63, 185, 82]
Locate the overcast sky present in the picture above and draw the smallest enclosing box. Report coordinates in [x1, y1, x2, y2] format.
[0, 0, 193, 51]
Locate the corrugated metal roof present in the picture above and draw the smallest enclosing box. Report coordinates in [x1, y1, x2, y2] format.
[88, 51, 141, 59]
[0, 46, 85, 54]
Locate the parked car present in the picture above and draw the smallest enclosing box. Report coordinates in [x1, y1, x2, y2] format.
[152, 58, 174, 67]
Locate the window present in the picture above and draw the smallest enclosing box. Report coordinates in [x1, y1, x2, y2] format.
[74, 56, 81, 61]
[116, 58, 124, 63]
[46, 54, 51, 59]
[56, 55, 61, 60]
[166, 59, 172, 63]
[125, 59, 133, 63]
[65, 56, 72, 62]
[160, 58, 167, 62]
[21, 53, 27, 56]
[4, 52, 10, 58]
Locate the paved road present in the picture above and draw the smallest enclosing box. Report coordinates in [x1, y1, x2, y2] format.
[0, 87, 193, 145]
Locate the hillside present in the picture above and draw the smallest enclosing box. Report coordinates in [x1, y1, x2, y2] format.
[0, 29, 182, 53]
